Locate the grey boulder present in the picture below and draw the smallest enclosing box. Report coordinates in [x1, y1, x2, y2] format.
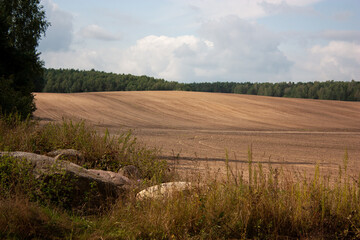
[0, 151, 132, 210]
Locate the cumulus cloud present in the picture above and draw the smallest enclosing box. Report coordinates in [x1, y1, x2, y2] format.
[43, 16, 292, 82]
[79, 24, 121, 41]
[115, 16, 292, 82]
[198, 16, 292, 81]
[40, 0, 358, 83]
[290, 41, 360, 81]
[116, 35, 212, 81]
[310, 41, 360, 80]
[38, 0, 73, 52]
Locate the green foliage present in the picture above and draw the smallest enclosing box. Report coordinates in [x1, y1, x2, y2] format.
[43, 68, 184, 93]
[0, 77, 36, 118]
[0, 0, 49, 119]
[42, 68, 360, 101]
[0, 155, 35, 198]
[0, 155, 77, 210]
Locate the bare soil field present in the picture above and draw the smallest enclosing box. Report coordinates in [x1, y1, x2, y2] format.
[34, 91, 360, 178]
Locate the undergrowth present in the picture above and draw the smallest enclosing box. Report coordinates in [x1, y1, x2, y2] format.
[1, 115, 360, 239]
[0, 114, 169, 182]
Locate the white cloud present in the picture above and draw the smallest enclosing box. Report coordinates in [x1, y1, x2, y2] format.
[41, 48, 123, 72]
[198, 16, 293, 81]
[43, 16, 292, 82]
[79, 24, 121, 41]
[114, 16, 292, 82]
[117, 35, 213, 81]
[290, 41, 360, 81]
[39, 0, 73, 52]
[40, 0, 358, 83]
[310, 41, 360, 80]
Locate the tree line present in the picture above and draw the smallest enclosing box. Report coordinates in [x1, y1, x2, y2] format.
[43, 68, 360, 101]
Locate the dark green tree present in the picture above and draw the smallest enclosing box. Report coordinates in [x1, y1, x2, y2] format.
[0, 0, 49, 118]
[40, 68, 360, 101]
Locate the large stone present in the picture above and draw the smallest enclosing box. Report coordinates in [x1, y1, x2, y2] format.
[87, 169, 131, 186]
[136, 182, 192, 200]
[47, 149, 84, 164]
[0, 151, 132, 210]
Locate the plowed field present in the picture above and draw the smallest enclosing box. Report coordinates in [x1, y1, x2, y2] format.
[34, 91, 360, 178]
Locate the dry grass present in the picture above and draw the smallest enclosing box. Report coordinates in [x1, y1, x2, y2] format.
[0, 197, 77, 239]
[1, 118, 360, 239]
[79, 152, 360, 239]
[0, 119, 360, 239]
[2, 159, 360, 239]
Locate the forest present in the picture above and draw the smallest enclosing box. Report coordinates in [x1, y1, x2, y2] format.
[42, 68, 360, 101]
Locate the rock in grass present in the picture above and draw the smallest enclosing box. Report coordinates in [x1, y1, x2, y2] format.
[136, 182, 192, 200]
[47, 149, 84, 164]
[0, 151, 132, 210]
[87, 169, 131, 186]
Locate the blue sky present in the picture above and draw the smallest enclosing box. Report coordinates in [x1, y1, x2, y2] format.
[38, 0, 360, 83]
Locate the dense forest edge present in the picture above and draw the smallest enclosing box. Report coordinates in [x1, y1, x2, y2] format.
[42, 68, 360, 101]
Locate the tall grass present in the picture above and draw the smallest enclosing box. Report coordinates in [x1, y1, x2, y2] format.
[86, 149, 359, 239]
[0, 115, 170, 182]
[0, 115, 359, 239]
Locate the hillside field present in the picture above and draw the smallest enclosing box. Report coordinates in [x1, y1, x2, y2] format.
[34, 91, 360, 177]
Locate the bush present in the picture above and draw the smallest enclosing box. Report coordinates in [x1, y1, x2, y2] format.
[0, 155, 35, 198]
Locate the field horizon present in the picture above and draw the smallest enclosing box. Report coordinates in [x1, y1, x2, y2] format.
[34, 91, 360, 177]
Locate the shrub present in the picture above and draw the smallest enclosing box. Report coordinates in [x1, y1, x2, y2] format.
[0, 155, 35, 198]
